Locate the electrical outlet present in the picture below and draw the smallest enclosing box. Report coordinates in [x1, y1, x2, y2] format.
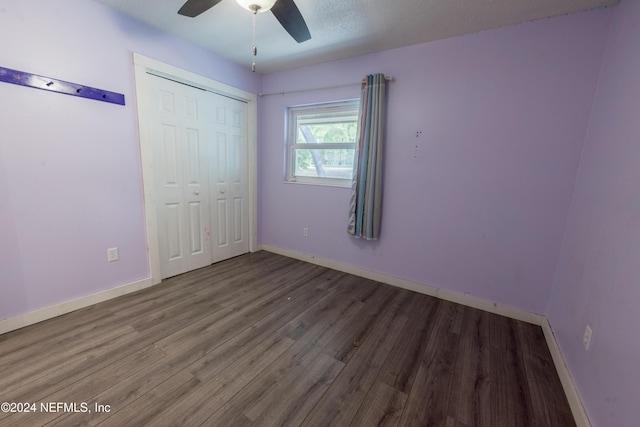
[107, 247, 119, 262]
[303, 227, 309, 237]
[583, 325, 592, 350]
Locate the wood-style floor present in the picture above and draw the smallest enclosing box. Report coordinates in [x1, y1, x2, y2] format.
[0, 251, 575, 427]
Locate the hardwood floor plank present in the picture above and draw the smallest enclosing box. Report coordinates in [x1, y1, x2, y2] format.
[187, 285, 326, 383]
[300, 291, 409, 427]
[322, 283, 399, 363]
[0, 326, 140, 393]
[134, 332, 295, 426]
[214, 345, 335, 424]
[201, 403, 254, 427]
[445, 416, 470, 427]
[517, 322, 576, 427]
[47, 359, 180, 426]
[282, 275, 375, 342]
[377, 292, 439, 393]
[488, 319, 535, 427]
[517, 319, 556, 361]
[244, 352, 343, 426]
[3, 345, 167, 427]
[445, 307, 491, 427]
[349, 381, 407, 427]
[210, 276, 374, 424]
[190, 255, 299, 301]
[0, 305, 114, 357]
[128, 294, 220, 335]
[522, 351, 576, 427]
[484, 310, 514, 351]
[99, 281, 193, 316]
[154, 264, 326, 358]
[94, 370, 200, 427]
[0, 308, 128, 370]
[397, 301, 462, 427]
[448, 303, 466, 335]
[153, 306, 239, 355]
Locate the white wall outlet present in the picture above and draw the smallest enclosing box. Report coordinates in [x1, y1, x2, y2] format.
[107, 247, 119, 262]
[583, 325, 592, 350]
[303, 227, 309, 237]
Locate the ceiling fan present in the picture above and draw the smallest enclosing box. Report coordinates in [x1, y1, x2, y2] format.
[177, 0, 311, 43]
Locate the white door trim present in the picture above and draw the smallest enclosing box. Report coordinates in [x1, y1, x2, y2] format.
[132, 53, 258, 285]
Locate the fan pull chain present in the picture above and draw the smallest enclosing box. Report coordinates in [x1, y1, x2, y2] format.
[252, 10, 257, 72]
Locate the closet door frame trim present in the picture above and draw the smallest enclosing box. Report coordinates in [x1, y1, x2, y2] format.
[132, 53, 258, 285]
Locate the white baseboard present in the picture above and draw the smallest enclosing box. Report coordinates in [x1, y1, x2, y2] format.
[259, 244, 591, 427]
[541, 319, 592, 427]
[0, 277, 153, 335]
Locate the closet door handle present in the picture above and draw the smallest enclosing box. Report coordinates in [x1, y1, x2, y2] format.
[194, 191, 200, 195]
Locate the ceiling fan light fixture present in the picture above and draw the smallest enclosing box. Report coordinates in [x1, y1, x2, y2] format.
[235, 0, 277, 13]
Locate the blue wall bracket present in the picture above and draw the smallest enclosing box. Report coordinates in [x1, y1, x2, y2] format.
[0, 66, 125, 106]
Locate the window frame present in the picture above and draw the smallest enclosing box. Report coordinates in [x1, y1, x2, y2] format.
[286, 99, 360, 188]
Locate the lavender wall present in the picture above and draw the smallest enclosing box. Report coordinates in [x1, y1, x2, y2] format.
[259, 9, 612, 314]
[0, 0, 260, 320]
[548, 1, 640, 426]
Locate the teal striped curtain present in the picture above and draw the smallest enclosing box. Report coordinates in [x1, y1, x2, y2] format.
[348, 73, 387, 240]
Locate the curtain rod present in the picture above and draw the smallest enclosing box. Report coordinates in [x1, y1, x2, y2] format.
[258, 75, 393, 97]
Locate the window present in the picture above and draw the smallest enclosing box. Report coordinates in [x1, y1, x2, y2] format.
[286, 99, 359, 187]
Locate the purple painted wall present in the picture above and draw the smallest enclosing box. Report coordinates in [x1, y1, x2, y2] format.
[0, 0, 260, 320]
[548, 1, 640, 426]
[259, 9, 612, 314]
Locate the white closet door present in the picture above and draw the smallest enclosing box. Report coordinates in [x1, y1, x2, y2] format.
[148, 74, 212, 279]
[209, 95, 249, 263]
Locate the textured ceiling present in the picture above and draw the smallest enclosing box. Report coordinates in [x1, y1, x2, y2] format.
[94, 0, 618, 73]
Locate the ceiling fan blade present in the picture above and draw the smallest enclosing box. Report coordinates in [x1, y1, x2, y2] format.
[178, 0, 223, 17]
[270, 0, 311, 43]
